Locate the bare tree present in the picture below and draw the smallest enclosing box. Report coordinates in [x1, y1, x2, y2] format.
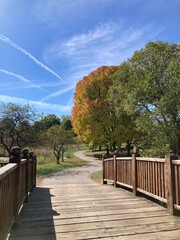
[0, 102, 37, 155]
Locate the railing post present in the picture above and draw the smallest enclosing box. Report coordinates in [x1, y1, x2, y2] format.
[102, 154, 107, 184]
[22, 148, 29, 203]
[165, 154, 178, 215]
[9, 146, 21, 219]
[29, 151, 37, 188]
[132, 153, 137, 196]
[114, 154, 117, 187]
[33, 153, 37, 188]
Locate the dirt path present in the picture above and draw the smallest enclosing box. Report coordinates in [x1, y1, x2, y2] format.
[39, 151, 102, 186]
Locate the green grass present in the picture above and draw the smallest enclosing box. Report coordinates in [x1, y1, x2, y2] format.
[0, 157, 9, 163]
[84, 150, 106, 160]
[37, 156, 88, 178]
[34, 144, 88, 165]
[36, 145, 89, 178]
[0, 145, 89, 178]
[90, 170, 102, 184]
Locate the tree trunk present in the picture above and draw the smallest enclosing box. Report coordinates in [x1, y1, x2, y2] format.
[61, 149, 64, 162]
[106, 146, 109, 155]
[126, 140, 131, 157]
[54, 147, 61, 164]
[56, 156, 60, 164]
[112, 142, 116, 151]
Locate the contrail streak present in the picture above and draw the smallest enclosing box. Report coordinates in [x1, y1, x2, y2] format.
[0, 34, 65, 83]
[0, 69, 43, 89]
[41, 85, 75, 101]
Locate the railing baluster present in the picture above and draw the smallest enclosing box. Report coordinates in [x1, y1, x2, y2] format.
[114, 154, 117, 187]
[102, 152, 180, 216]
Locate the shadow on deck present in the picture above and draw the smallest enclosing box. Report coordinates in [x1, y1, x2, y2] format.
[8, 182, 180, 240]
[8, 187, 59, 240]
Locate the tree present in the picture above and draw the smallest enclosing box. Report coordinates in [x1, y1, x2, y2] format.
[32, 114, 61, 146]
[33, 114, 60, 133]
[0, 102, 37, 155]
[60, 115, 73, 130]
[111, 41, 180, 156]
[45, 125, 75, 164]
[72, 66, 123, 153]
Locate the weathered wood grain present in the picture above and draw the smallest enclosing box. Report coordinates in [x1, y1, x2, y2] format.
[8, 182, 180, 240]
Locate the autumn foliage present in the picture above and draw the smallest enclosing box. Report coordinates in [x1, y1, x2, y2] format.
[72, 66, 118, 150]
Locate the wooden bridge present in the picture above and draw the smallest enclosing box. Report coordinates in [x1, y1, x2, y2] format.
[1, 149, 180, 240]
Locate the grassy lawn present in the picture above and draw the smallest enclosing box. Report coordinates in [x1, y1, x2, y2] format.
[90, 170, 102, 184]
[36, 144, 89, 178]
[84, 150, 106, 160]
[37, 155, 88, 178]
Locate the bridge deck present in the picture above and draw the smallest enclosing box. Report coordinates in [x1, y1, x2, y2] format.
[9, 181, 180, 240]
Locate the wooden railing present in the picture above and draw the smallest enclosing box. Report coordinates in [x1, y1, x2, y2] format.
[0, 147, 36, 240]
[103, 153, 180, 215]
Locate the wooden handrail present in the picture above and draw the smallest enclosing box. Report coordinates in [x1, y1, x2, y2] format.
[0, 147, 37, 240]
[103, 153, 180, 215]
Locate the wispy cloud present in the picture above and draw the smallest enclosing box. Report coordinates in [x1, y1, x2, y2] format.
[46, 22, 117, 58]
[45, 22, 162, 68]
[0, 33, 65, 83]
[0, 95, 71, 114]
[43, 22, 164, 103]
[62, 23, 115, 54]
[0, 69, 43, 89]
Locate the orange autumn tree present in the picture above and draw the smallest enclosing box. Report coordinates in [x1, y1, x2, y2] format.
[72, 66, 121, 153]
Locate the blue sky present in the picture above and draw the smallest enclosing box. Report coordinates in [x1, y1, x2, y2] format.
[0, 0, 179, 117]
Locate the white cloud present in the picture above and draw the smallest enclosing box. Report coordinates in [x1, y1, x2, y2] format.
[45, 22, 162, 67]
[64, 23, 115, 52]
[0, 95, 71, 114]
[45, 22, 117, 58]
[42, 15, 165, 104]
[0, 33, 65, 83]
[43, 22, 164, 103]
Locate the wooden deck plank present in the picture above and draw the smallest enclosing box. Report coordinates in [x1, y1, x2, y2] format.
[11, 216, 180, 235]
[8, 152, 180, 240]
[8, 183, 180, 240]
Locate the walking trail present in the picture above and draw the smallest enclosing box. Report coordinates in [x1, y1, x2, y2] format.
[40, 151, 102, 186]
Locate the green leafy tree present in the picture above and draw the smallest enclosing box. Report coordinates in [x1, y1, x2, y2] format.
[32, 114, 61, 146]
[33, 114, 60, 133]
[60, 115, 72, 130]
[111, 41, 180, 156]
[45, 125, 75, 164]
